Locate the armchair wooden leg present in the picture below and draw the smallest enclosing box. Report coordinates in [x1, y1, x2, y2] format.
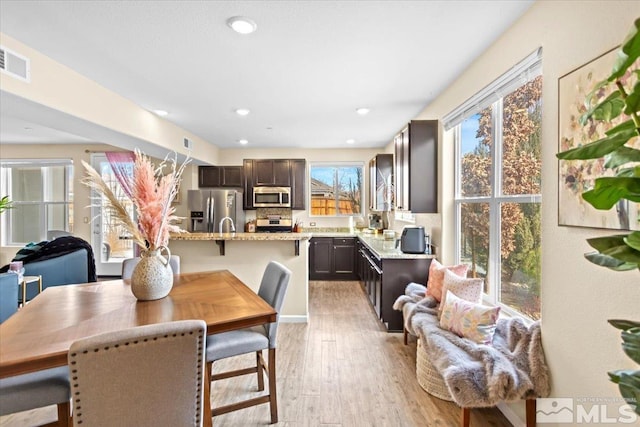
[403, 327, 408, 345]
[461, 407, 470, 427]
[268, 348, 278, 424]
[57, 401, 71, 427]
[256, 351, 265, 391]
[526, 399, 536, 427]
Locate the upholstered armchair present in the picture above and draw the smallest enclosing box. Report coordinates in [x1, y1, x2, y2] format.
[0, 273, 19, 323]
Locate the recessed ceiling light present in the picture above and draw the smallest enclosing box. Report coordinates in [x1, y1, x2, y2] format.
[153, 110, 169, 116]
[235, 108, 251, 116]
[346, 139, 355, 144]
[227, 16, 257, 34]
[238, 139, 249, 145]
[356, 108, 370, 115]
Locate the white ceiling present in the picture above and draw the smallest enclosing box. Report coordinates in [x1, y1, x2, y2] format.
[0, 0, 533, 150]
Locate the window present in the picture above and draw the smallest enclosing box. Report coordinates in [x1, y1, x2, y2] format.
[446, 48, 542, 320]
[309, 163, 363, 216]
[0, 159, 74, 245]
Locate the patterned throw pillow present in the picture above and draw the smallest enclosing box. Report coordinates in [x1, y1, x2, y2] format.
[440, 269, 484, 313]
[425, 259, 468, 302]
[439, 291, 501, 345]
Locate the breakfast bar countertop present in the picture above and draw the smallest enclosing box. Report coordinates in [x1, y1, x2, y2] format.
[170, 232, 312, 241]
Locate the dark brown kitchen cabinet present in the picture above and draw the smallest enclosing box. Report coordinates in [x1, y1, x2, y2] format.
[357, 239, 431, 331]
[394, 120, 438, 213]
[368, 154, 393, 211]
[254, 159, 290, 186]
[309, 237, 357, 280]
[198, 166, 243, 188]
[243, 159, 306, 210]
[290, 159, 306, 210]
[243, 159, 255, 210]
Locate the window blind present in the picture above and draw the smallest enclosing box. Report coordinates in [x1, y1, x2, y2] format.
[442, 47, 543, 131]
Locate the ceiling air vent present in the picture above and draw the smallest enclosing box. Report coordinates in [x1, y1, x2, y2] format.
[0, 46, 31, 82]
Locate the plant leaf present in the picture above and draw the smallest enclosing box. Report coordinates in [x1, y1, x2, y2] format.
[624, 80, 640, 115]
[609, 17, 640, 81]
[584, 251, 639, 271]
[610, 319, 640, 331]
[617, 371, 640, 416]
[605, 119, 637, 136]
[625, 231, 640, 251]
[605, 146, 640, 168]
[579, 90, 624, 125]
[556, 129, 635, 160]
[582, 177, 640, 209]
[587, 234, 630, 252]
[621, 327, 640, 364]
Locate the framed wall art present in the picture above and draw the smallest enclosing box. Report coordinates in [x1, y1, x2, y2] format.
[558, 48, 640, 230]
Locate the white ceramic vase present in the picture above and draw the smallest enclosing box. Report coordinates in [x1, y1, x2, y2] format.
[131, 245, 174, 301]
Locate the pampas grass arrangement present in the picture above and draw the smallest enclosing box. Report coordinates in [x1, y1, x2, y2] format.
[82, 149, 190, 251]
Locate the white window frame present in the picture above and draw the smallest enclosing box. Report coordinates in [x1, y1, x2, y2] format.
[1, 159, 73, 246]
[448, 48, 542, 319]
[309, 162, 365, 218]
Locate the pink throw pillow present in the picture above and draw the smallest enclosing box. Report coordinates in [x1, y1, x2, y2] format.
[439, 291, 501, 345]
[425, 259, 469, 302]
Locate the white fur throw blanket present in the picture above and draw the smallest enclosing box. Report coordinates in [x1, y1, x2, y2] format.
[393, 283, 550, 407]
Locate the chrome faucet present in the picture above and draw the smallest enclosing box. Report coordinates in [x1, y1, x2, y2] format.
[219, 216, 235, 233]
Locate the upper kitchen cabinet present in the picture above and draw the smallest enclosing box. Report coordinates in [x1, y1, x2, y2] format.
[198, 166, 243, 188]
[368, 154, 393, 212]
[254, 159, 291, 186]
[394, 120, 438, 213]
[290, 159, 306, 210]
[243, 159, 306, 210]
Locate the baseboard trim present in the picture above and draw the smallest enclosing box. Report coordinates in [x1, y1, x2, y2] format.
[280, 315, 308, 323]
[497, 402, 525, 427]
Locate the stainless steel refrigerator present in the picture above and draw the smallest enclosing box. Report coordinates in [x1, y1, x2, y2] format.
[187, 189, 245, 233]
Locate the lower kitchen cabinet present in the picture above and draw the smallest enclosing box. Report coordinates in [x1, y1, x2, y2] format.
[309, 237, 357, 280]
[357, 240, 431, 331]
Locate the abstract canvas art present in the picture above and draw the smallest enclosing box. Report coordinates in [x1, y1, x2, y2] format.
[558, 48, 640, 230]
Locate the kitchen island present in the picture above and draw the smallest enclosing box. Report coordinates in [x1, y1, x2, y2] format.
[169, 232, 311, 323]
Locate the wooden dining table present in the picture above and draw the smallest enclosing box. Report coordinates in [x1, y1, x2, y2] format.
[0, 270, 277, 427]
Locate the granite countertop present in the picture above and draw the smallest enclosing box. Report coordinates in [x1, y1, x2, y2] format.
[301, 228, 434, 260]
[170, 232, 312, 241]
[356, 233, 434, 260]
[169, 230, 433, 260]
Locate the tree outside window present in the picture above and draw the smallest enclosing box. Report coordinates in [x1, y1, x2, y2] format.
[456, 75, 542, 320]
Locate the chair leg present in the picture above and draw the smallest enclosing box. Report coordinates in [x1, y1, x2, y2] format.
[526, 399, 536, 427]
[256, 351, 265, 391]
[268, 348, 278, 424]
[403, 327, 408, 345]
[460, 407, 470, 427]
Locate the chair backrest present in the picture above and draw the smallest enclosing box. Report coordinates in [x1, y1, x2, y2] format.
[68, 319, 206, 427]
[121, 255, 181, 279]
[47, 230, 72, 240]
[257, 261, 291, 346]
[0, 273, 19, 323]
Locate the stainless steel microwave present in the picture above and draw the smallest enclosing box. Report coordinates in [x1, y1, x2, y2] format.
[253, 186, 291, 207]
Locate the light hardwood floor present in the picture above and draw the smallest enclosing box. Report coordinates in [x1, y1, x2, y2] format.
[0, 280, 512, 426]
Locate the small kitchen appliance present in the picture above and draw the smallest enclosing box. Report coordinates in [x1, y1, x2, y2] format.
[400, 226, 428, 254]
[253, 186, 291, 208]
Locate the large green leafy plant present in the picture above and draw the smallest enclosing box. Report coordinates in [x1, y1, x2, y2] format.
[557, 18, 640, 415]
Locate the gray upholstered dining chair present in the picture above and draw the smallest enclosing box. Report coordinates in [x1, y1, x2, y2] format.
[206, 261, 291, 424]
[121, 255, 181, 279]
[68, 319, 206, 427]
[0, 273, 71, 426]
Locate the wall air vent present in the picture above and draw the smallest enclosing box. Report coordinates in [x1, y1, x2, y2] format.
[183, 137, 193, 150]
[0, 46, 30, 82]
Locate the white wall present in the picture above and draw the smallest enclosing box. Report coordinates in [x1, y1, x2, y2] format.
[414, 2, 640, 425]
